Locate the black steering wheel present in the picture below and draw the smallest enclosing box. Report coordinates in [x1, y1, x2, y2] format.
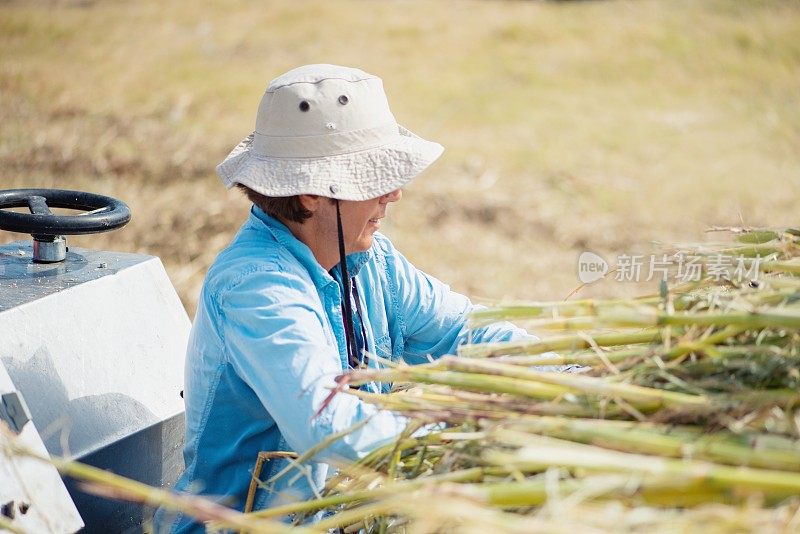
[0, 188, 131, 238]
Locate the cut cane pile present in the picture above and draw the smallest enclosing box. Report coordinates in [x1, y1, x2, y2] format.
[251, 228, 800, 533]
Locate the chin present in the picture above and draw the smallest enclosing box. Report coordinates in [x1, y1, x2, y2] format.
[351, 236, 374, 252]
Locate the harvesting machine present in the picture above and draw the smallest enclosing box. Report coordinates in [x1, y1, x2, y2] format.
[0, 189, 189, 533]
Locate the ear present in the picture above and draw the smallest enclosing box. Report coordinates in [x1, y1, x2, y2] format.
[298, 194, 322, 213]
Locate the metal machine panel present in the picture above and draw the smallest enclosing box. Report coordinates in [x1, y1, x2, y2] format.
[0, 241, 190, 531]
[0, 362, 84, 533]
[0, 244, 148, 311]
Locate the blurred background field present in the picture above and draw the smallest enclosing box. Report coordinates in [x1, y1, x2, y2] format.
[1, 0, 798, 316]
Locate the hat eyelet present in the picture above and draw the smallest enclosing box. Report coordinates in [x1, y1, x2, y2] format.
[329, 184, 339, 194]
[299, 101, 311, 112]
[338, 95, 349, 105]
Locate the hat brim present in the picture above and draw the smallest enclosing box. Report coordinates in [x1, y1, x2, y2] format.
[216, 125, 444, 201]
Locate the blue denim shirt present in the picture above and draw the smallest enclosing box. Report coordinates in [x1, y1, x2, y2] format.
[158, 206, 535, 532]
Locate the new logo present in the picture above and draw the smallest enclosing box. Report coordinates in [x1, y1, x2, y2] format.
[577, 251, 608, 284]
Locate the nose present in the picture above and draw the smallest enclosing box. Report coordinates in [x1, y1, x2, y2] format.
[380, 189, 402, 204]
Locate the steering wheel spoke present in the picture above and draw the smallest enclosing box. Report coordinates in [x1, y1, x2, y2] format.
[27, 195, 53, 216]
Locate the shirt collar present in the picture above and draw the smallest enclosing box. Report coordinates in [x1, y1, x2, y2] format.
[248, 205, 372, 287]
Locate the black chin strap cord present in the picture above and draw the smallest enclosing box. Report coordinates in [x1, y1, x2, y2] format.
[335, 200, 360, 369]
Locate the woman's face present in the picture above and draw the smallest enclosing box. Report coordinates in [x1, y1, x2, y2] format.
[315, 189, 403, 254]
[342, 188, 403, 252]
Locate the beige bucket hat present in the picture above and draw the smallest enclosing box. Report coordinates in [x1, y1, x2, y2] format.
[216, 64, 444, 201]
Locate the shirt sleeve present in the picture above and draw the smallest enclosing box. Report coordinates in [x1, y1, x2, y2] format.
[218, 268, 411, 463]
[382, 239, 538, 365]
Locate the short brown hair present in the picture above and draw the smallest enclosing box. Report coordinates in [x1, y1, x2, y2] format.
[236, 184, 312, 223]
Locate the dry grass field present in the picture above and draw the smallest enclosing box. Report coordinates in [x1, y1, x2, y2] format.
[2, 0, 799, 316]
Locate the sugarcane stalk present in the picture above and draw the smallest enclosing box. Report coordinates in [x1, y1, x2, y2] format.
[436, 356, 708, 409]
[603, 308, 800, 330]
[510, 309, 800, 333]
[458, 329, 663, 358]
[496, 347, 644, 367]
[497, 417, 800, 471]
[364, 388, 628, 420]
[762, 261, 800, 276]
[723, 388, 800, 408]
[248, 468, 486, 519]
[346, 366, 574, 400]
[485, 434, 800, 498]
[698, 241, 790, 257]
[765, 277, 800, 290]
[496, 325, 747, 367]
[473, 475, 730, 508]
[733, 230, 781, 244]
[469, 297, 676, 326]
